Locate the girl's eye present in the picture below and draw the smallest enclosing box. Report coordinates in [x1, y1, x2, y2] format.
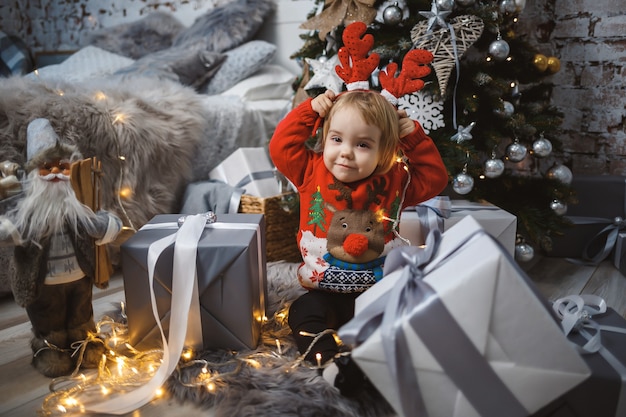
[358, 142, 370, 148]
[331, 136, 341, 143]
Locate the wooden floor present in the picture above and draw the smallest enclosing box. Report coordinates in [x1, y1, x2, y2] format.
[0, 256, 624, 416]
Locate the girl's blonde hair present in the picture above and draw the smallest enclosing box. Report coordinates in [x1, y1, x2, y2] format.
[322, 90, 400, 175]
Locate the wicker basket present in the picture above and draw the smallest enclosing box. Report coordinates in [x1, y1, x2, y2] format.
[239, 192, 301, 263]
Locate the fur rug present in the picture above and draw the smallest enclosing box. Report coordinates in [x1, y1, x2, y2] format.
[164, 262, 396, 417]
[0, 75, 206, 230]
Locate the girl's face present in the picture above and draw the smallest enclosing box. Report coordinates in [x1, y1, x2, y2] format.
[323, 106, 381, 183]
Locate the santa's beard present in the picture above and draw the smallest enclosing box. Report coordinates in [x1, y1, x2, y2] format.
[12, 170, 97, 244]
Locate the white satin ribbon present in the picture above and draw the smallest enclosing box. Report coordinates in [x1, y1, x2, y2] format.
[84, 213, 207, 414]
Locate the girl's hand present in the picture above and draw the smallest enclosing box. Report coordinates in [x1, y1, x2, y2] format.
[311, 90, 336, 117]
[398, 109, 415, 138]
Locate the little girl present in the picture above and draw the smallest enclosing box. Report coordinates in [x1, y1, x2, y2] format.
[269, 88, 447, 372]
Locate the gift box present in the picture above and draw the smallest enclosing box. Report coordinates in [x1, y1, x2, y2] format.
[208, 147, 281, 198]
[533, 304, 626, 417]
[121, 213, 267, 351]
[548, 175, 626, 260]
[340, 216, 590, 417]
[206, 147, 300, 263]
[614, 232, 626, 274]
[399, 198, 517, 255]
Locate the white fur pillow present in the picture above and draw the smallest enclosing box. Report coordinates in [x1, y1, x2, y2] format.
[203, 40, 276, 95]
[221, 64, 295, 101]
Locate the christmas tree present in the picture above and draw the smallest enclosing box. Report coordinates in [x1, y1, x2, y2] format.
[291, 0, 575, 261]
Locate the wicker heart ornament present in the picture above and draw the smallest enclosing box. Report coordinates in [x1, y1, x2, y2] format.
[411, 15, 484, 97]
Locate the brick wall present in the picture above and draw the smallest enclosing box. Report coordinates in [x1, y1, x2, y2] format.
[519, 0, 626, 175]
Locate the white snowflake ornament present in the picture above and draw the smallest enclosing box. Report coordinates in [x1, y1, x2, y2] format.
[304, 55, 344, 93]
[397, 90, 445, 134]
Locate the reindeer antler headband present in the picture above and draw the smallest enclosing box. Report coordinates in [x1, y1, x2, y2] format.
[334, 22, 434, 107]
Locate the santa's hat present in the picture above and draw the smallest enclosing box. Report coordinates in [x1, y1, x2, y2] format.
[25, 118, 80, 171]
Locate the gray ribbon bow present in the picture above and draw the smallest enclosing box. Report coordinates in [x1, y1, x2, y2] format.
[340, 228, 528, 417]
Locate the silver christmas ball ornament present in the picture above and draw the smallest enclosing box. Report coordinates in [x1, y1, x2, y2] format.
[494, 100, 515, 118]
[500, 0, 517, 14]
[489, 39, 510, 61]
[506, 141, 527, 162]
[383, 3, 403, 25]
[515, 242, 535, 262]
[546, 164, 573, 185]
[484, 158, 505, 178]
[532, 136, 553, 157]
[436, 0, 455, 11]
[550, 199, 567, 216]
[452, 172, 474, 195]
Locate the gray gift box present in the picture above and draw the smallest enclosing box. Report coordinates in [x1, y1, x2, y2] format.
[121, 213, 267, 351]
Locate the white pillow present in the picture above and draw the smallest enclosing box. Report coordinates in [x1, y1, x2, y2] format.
[29, 46, 134, 82]
[220, 64, 295, 101]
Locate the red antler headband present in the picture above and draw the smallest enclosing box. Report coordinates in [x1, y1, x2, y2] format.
[335, 21, 434, 106]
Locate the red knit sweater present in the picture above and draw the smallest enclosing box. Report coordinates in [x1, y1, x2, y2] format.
[269, 98, 448, 291]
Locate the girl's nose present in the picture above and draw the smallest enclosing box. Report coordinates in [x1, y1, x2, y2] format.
[340, 145, 353, 159]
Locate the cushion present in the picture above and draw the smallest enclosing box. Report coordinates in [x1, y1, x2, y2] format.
[172, 0, 275, 52]
[28, 46, 134, 82]
[113, 42, 225, 89]
[221, 64, 295, 101]
[0, 31, 33, 77]
[83, 11, 185, 59]
[203, 40, 276, 95]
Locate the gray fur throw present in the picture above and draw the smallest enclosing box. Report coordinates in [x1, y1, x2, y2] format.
[164, 262, 395, 417]
[0, 75, 206, 230]
[172, 0, 276, 52]
[83, 12, 186, 59]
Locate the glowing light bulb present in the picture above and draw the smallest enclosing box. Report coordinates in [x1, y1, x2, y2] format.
[113, 113, 126, 124]
[64, 397, 79, 407]
[119, 185, 133, 199]
[182, 349, 193, 360]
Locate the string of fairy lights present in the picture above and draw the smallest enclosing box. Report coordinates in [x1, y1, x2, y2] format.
[37, 299, 337, 415]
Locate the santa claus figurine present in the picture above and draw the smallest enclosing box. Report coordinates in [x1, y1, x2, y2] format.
[0, 118, 122, 377]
